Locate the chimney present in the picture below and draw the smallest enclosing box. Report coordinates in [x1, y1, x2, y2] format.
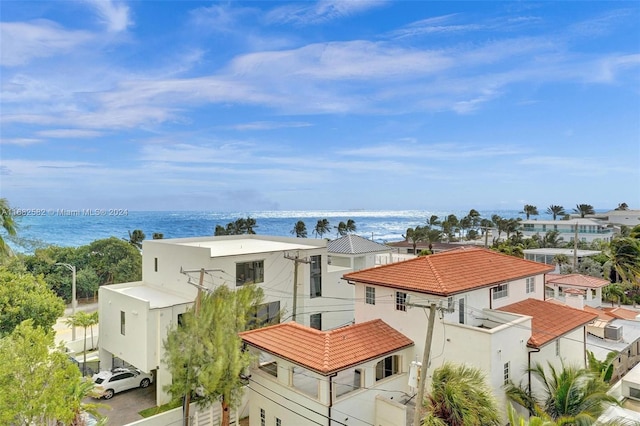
[565, 290, 585, 310]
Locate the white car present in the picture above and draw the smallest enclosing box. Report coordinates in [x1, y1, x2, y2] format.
[91, 367, 153, 399]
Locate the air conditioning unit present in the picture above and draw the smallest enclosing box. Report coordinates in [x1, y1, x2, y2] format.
[604, 324, 623, 341]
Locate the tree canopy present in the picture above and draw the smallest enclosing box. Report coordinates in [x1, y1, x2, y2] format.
[421, 362, 501, 426]
[0, 198, 17, 259]
[0, 268, 65, 336]
[291, 220, 307, 238]
[505, 361, 618, 425]
[163, 284, 263, 426]
[0, 320, 103, 425]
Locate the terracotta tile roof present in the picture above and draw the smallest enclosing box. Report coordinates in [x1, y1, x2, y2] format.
[498, 299, 598, 348]
[602, 307, 640, 320]
[583, 306, 615, 322]
[343, 247, 554, 296]
[239, 319, 413, 375]
[545, 273, 609, 289]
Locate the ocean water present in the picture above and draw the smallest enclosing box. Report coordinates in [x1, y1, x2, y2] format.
[9, 209, 538, 253]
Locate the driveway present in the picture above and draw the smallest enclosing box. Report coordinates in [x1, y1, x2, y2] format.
[91, 383, 157, 425]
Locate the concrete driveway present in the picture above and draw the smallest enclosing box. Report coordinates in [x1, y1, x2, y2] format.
[92, 382, 157, 425]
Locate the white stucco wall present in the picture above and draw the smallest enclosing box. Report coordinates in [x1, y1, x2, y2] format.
[247, 346, 413, 426]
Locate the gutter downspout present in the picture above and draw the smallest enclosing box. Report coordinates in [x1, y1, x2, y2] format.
[527, 346, 541, 414]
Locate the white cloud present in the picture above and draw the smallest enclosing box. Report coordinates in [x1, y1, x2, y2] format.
[231, 121, 313, 131]
[36, 129, 104, 138]
[0, 137, 43, 146]
[83, 0, 132, 33]
[266, 0, 387, 25]
[0, 20, 93, 67]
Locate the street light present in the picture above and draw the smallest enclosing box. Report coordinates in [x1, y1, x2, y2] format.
[56, 262, 77, 340]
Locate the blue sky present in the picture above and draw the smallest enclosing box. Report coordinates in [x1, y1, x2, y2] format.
[1, 1, 639, 212]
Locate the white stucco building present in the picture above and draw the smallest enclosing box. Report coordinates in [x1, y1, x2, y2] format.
[99, 235, 355, 405]
[240, 319, 414, 426]
[520, 218, 614, 243]
[343, 247, 597, 416]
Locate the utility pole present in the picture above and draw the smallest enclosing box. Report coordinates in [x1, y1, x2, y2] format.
[284, 252, 310, 322]
[412, 302, 437, 426]
[183, 268, 205, 426]
[56, 263, 77, 340]
[573, 220, 579, 271]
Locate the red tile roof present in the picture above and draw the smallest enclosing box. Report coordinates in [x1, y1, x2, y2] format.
[239, 319, 413, 375]
[498, 299, 598, 348]
[583, 306, 615, 322]
[343, 247, 554, 296]
[602, 307, 640, 320]
[545, 273, 609, 289]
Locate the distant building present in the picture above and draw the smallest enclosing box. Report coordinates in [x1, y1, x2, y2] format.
[520, 218, 614, 243]
[99, 235, 354, 405]
[523, 248, 601, 273]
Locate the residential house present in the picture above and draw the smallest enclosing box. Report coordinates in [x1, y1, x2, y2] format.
[545, 273, 609, 307]
[327, 234, 393, 270]
[523, 248, 601, 273]
[240, 319, 414, 426]
[386, 240, 479, 255]
[343, 247, 596, 414]
[98, 235, 354, 405]
[519, 218, 614, 243]
[589, 209, 640, 228]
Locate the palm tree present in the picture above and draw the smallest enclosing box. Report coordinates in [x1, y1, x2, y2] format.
[542, 231, 564, 248]
[152, 232, 164, 239]
[335, 221, 348, 237]
[66, 311, 98, 376]
[603, 283, 625, 307]
[552, 254, 570, 269]
[403, 226, 426, 254]
[522, 204, 539, 220]
[604, 237, 640, 287]
[573, 204, 595, 218]
[505, 361, 618, 424]
[421, 362, 501, 426]
[290, 220, 307, 238]
[127, 229, 145, 250]
[505, 218, 522, 240]
[0, 198, 17, 258]
[426, 215, 441, 230]
[345, 219, 356, 233]
[615, 202, 629, 211]
[313, 219, 330, 238]
[546, 205, 565, 221]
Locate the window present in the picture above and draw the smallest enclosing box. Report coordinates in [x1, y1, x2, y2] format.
[395, 292, 407, 311]
[177, 313, 184, 327]
[154, 257, 158, 272]
[259, 351, 278, 378]
[120, 311, 125, 335]
[276, 419, 282, 426]
[260, 408, 265, 426]
[310, 255, 322, 298]
[556, 340, 560, 356]
[236, 260, 264, 286]
[310, 313, 322, 330]
[334, 367, 362, 398]
[503, 362, 510, 385]
[250, 301, 280, 328]
[365, 286, 375, 305]
[447, 296, 455, 311]
[458, 298, 465, 324]
[545, 286, 555, 299]
[493, 283, 509, 300]
[630, 387, 640, 400]
[375, 355, 400, 381]
[526, 277, 535, 294]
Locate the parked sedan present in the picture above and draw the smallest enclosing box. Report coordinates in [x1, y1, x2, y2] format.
[91, 367, 153, 399]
